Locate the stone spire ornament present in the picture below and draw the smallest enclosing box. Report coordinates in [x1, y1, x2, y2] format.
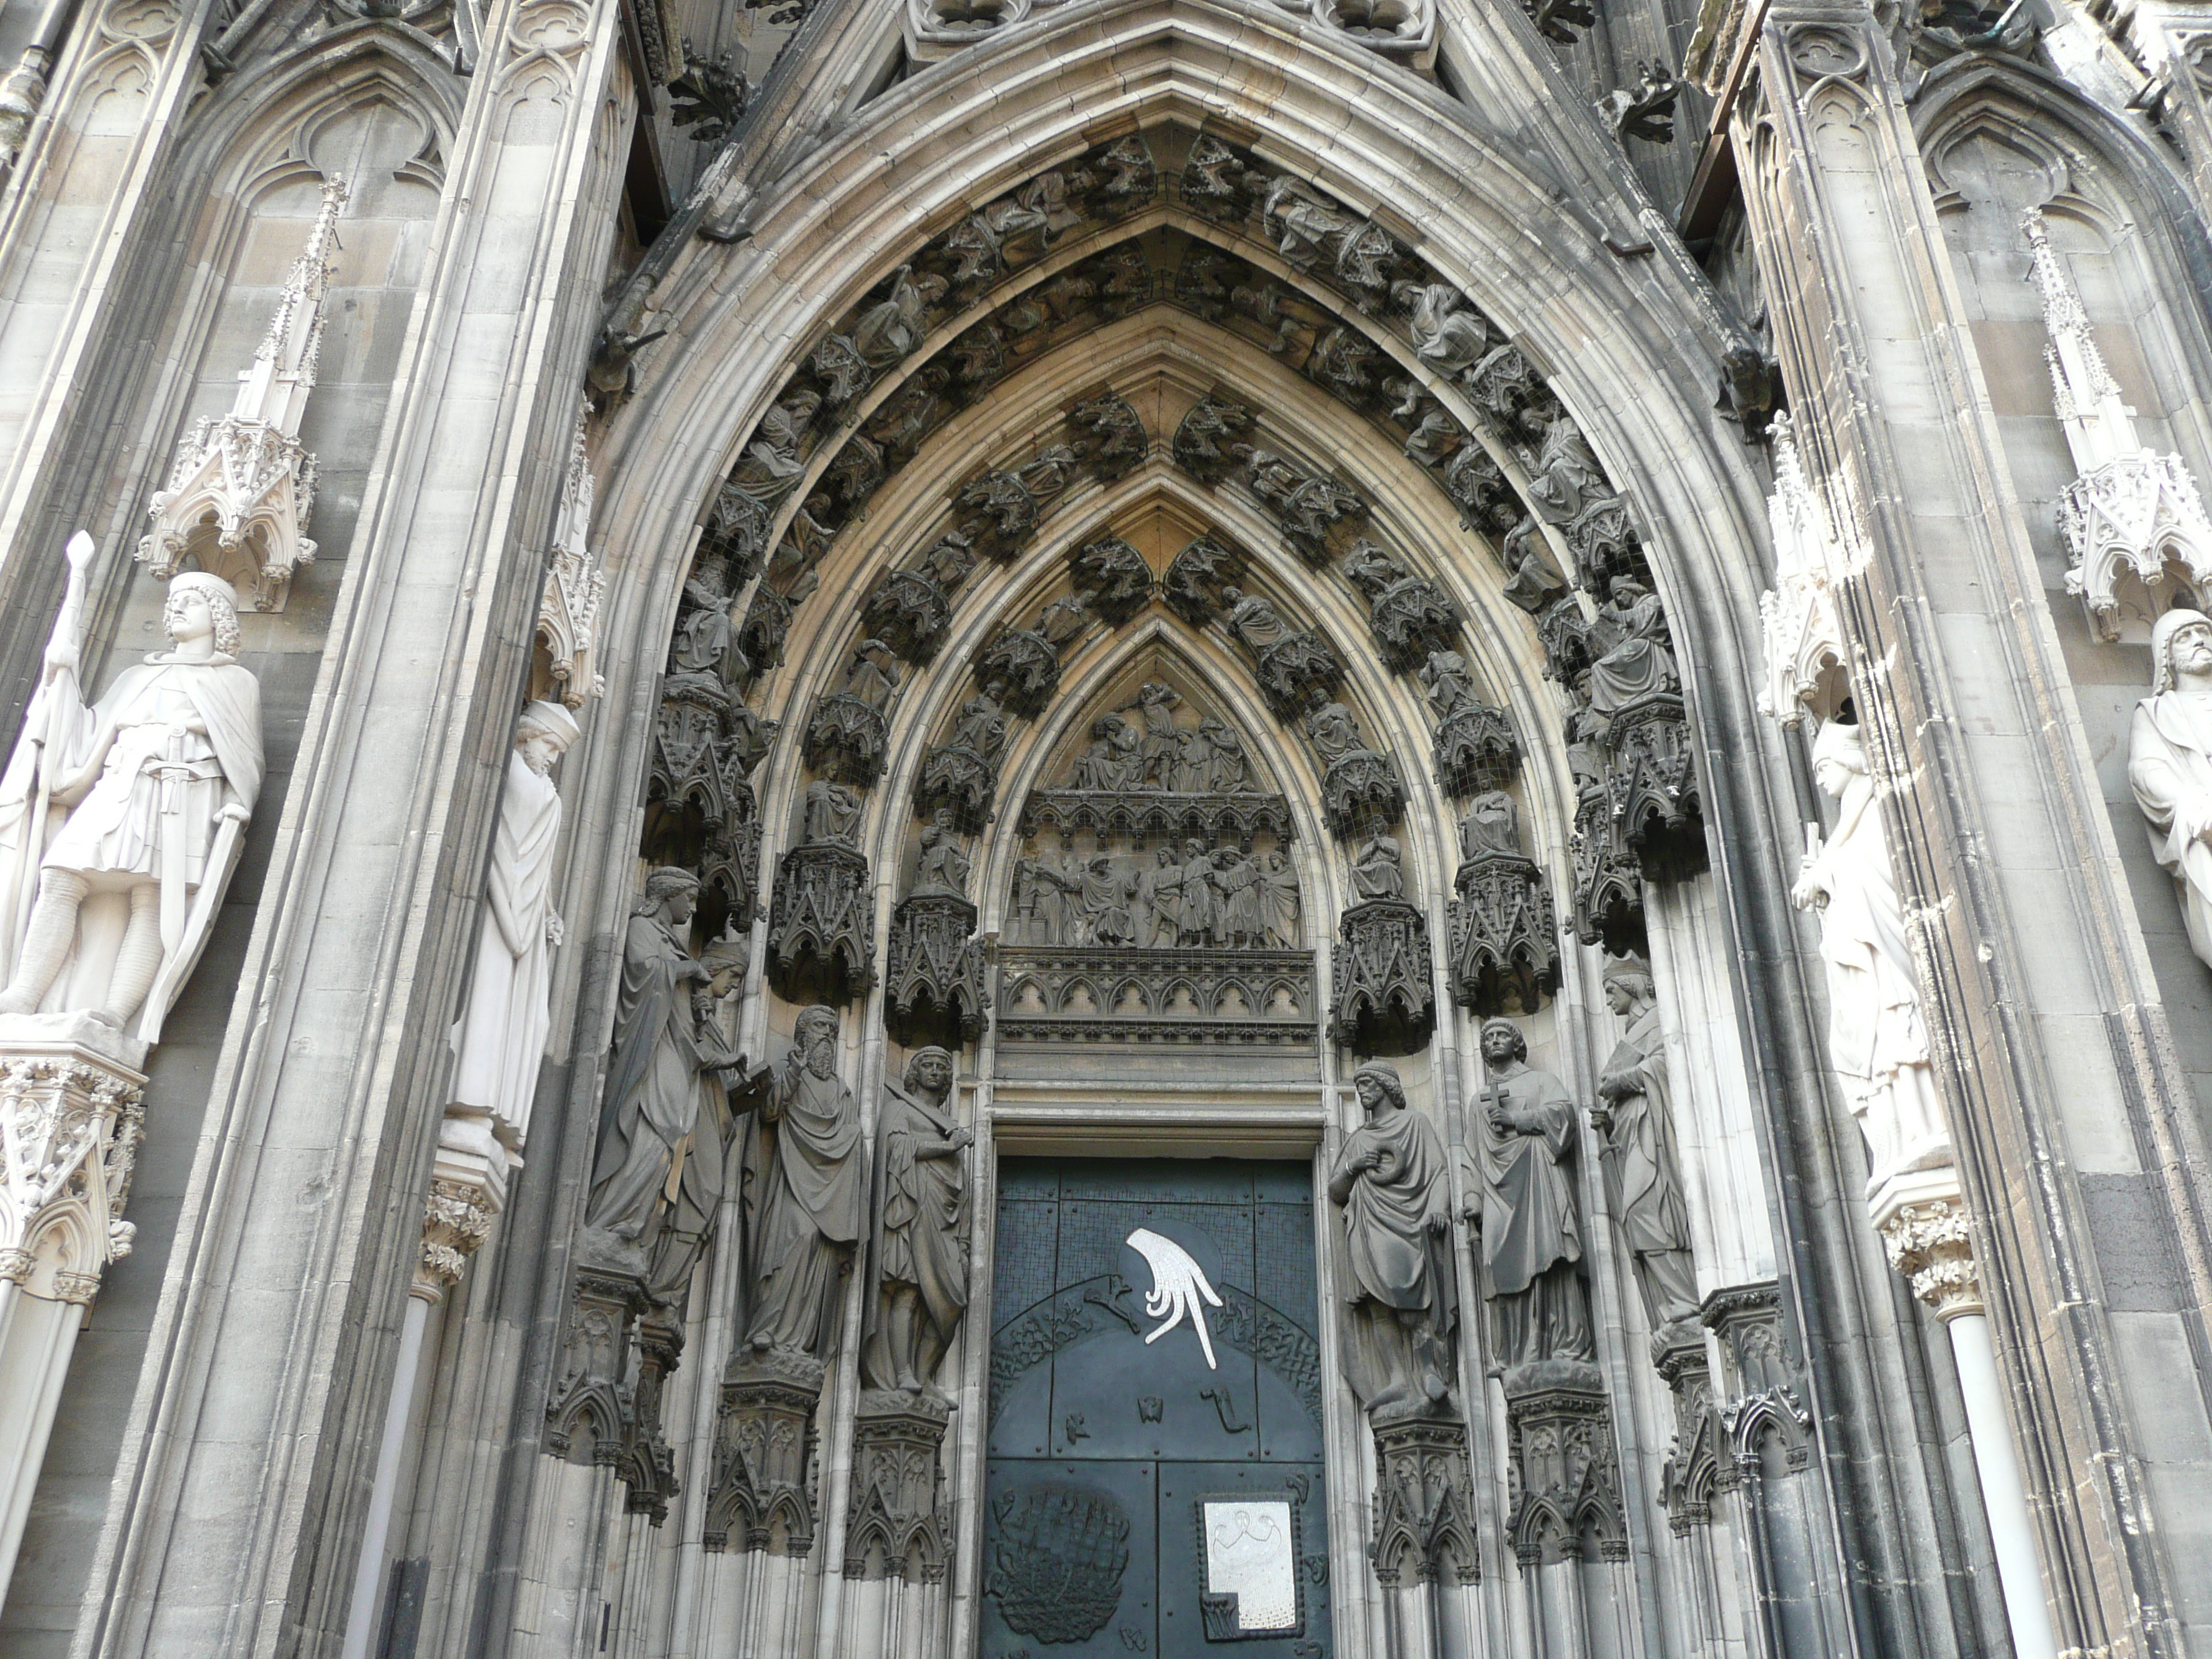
[2023, 206, 2212, 639]
[138, 177, 349, 612]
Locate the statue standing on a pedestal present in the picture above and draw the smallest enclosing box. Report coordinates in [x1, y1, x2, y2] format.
[585, 868, 742, 1245]
[2130, 609, 2212, 971]
[1468, 1017, 1593, 1372]
[1591, 956, 1701, 1335]
[0, 554, 263, 1042]
[446, 701, 582, 1165]
[1326, 1060, 1457, 1416]
[862, 1046, 971, 1396]
[742, 1004, 868, 1359]
[1791, 718, 1951, 1190]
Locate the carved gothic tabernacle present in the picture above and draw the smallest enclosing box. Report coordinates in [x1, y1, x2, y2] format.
[886, 892, 986, 1046]
[767, 842, 875, 1004]
[1331, 899, 1434, 1054]
[1448, 793, 1560, 1015]
[1502, 1362, 1627, 1567]
[703, 1347, 823, 1555]
[1369, 1414, 1480, 1586]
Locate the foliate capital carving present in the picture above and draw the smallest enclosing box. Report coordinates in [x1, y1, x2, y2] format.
[417, 1170, 498, 1303]
[0, 1030, 147, 1305]
[1876, 1191, 1983, 1321]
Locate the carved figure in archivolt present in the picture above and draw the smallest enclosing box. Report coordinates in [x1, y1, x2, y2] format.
[912, 810, 971, 899]
[585, 869, 745, 1248]
[1586, 575, 1678, 723]
[0, 562, 262, 1040]
[1351, 831, 1407, 902]
[1468, 1017, 1593, 1372]
[1792, 719, 1951, 1190]
[2130, 609, 2212, 973]
[742, 1004, 868, 1359]
[863, 1046, 971, 1397]
[1328, 1061, 1457, 1417]
[446, 701, 582, 1167]
[1592, 956, 1701, 1336]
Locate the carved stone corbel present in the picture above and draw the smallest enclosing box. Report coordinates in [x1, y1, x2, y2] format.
[0, 1025, 146, 1306]
[1447, 814, 1560, 1017]
[703, 1348, 823, 1555]
[885, 892, 986, 1047]
[844, 1392, 953, 1582]
[1501, 1360, 1627, 1568]
[767, 842, 875, 1007]
[1369, 1413, 1480, 1586]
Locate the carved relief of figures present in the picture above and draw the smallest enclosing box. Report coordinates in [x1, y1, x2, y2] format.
[1262, 851, 1301, 947]
[1133, 846, 1179, 946]
[1350, 831, 1408, 902]
[1052, 695, 1262, 796]
[585, 869, 744, 1249]
[1328, 1061, 1457, 1417]
[446, 702, 582, 1164]
[1592, 957, 1701, 1337]
[1394, 279, 1491, 377]
[1468, 1018, 1593, 1372]
[1002, 835, 1300, 950]
[1302, 695, 1369, 765]
[741, 1005, 868, 1359]
[670, 549, 745, 682]
[2130, 610, 2212, 971]
[862, 1047, 971, 1397]
[1792, 720, 1951, 1189]
[0, 567, 263, 1041]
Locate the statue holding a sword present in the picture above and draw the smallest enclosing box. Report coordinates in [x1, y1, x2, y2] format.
[0, 534, 261, 1043]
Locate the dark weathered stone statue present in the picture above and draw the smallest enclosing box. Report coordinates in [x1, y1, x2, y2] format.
[585, 868, 744, 1249]
[1328, 1060, 1458, 1416]
[863, 1047, 971, 1397]
[741, 1004, 868, 1359]
[1593, 956, 1701, 1336]
[1468, 1017, 1593, 1372]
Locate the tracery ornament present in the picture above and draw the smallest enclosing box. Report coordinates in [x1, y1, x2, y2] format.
[534, 409, 608, 708]
[1369, 1414, 1481, 1586]
[1331, 894, 1434, 1054]
[1501, 1369, 1627, 1567]
[1344, 539, 1464, 673]
[0, 1046, 144, 1304]
[1447, 793, 1560, 1015]
[138, 179, 349, 613]
[886, 818, 987, 1045]
[703, 1346, 823, 1554]
[1421, 650, 1521, 798]
[1756, 410, 1856, 727]
[2023, 207, 2212, 638]
[767, 837, 875, 1006]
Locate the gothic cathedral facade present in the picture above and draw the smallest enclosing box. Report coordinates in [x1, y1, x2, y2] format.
[0, 0, 2208, 1654]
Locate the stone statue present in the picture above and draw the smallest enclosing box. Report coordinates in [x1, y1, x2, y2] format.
[1205, 719, 1251, 791]
[1467, 1017, 1593, 1372]
[1326, 1061, 1457, 1416]
[948, 683, 1008, 763]
[1220, 585, 1289, 653]
[2130, 608, 2212, 971]
[1303, 697, 1367, 765]
[1586, 575, 1678, 721]
[1178, 837, 1218, 945]
[742, 1004, 868, 1358]
[802, 778, 863, 847]
[1261, 851, 1300, 947]
[1077, 853, 1132, 945]
[842, 637, 902, 712]
[445, 701, 583, 1166]
[912, 810, 971, 899]
[1135, 845, 1179, 947]
[1215, 850, 1262, 945]
[585, 868, 744, 1246]
[0, 565, 262, 1041]
[1419, 649, 1479, 719]
[1591, 956, 1701, 1335]
[1350, 831, 1406, 902]
[1459, 791, 1521, 860]
[1136, 681, 1180, 786]
[1791, 719, 1951, 1189]
[670, 552, 742, 683]
[862, 1046, 971, 1397]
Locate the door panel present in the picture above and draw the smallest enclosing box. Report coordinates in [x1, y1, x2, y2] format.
[984, 1159, 1331, 1659]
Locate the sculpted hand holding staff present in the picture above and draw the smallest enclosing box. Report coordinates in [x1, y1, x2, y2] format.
[0, 549, 263, 1041]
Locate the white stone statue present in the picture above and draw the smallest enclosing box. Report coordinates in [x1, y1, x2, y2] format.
[1791, 719, 1951, 1190]
[444, 701, 583, 1168]
[0, 554, 262, 1043]
[2128, 608, 2212, 970]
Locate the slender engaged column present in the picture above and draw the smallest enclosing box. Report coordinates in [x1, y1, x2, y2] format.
[1879, 1177, 2056, 1659]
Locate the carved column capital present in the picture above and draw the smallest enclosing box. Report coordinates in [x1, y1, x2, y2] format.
[415, 1130, 508, 1303]
[1876, 1187, 1984, 1322]
[0, 1020, 148, 1305]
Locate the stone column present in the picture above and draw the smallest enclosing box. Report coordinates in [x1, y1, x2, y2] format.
[0, 1016, 143, 1597]
[1878, 1176, 2059, 1659]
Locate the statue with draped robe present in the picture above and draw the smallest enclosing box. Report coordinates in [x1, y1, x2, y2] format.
[1467, 1017, 1593, 1373]
[862, 1047, 971, 1397]
[742, 1004, 868, 1359]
